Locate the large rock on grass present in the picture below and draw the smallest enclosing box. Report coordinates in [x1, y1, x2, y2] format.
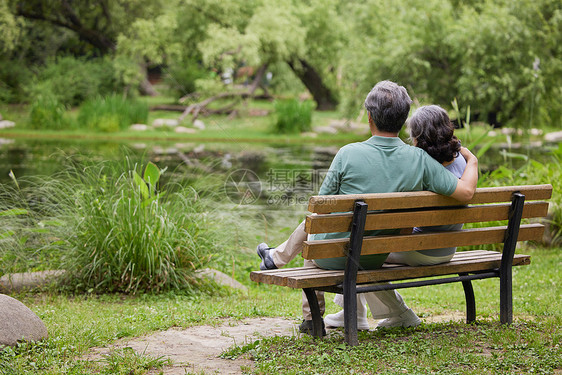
[0, 294, 48, 347]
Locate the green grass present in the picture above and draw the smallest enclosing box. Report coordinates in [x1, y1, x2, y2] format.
[0, 245, 560, 374]
[1, 100, 364, 144]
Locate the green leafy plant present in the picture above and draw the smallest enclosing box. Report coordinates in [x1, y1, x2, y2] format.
[273, 99, 314, 134]
[26, 56, 122, 107]
[55, 159, 217, 293]
[77, 94, 148, 132]
[451, 98, 495, 159]
[28, 95, 69, 130]
[0, 171, 64, 275]
[479, 144, 562, 246]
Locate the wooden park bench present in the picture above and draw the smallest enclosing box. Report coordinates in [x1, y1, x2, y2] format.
[250, 184, 553, 345]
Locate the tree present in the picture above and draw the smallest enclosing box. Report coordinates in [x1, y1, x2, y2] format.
[0, 0, 21, 53]
[12, 0, 166, 94]
[340, 0, 562, 128]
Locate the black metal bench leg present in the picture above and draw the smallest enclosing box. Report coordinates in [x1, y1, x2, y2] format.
[303, 288, 324, 337]
[500, 270, 513, 324]
[499, 192, 525, 325]
[460, 273, 476, 323]
[343, 290, 358, 346]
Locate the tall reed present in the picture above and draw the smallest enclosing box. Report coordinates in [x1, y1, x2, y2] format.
[53, 159, 217, 293]
[1, 158, 219, 293]
[273, 99, 314, 134]
[77, 95, 148, 132]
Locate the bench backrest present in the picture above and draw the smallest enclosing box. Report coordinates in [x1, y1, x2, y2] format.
[302, 185, 552, 260]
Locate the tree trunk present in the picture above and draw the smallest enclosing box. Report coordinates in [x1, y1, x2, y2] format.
[138, 63, 159, 96]
[287, 58, 338, 111]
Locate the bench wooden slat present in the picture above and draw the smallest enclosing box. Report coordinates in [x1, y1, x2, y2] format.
[302, 223, 544, 259]
[250, 251, 531, 288]
[308, 184, 553, 213]
[305, 202, 548, 234]
[286, 253, 530, 289]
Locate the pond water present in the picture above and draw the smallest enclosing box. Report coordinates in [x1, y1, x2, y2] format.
[0, 137, 339, 214]
[0, 136, 555, 203]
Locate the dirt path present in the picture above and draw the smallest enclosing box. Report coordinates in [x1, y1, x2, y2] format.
[86, 317, 300, 374]
[86, 313, 466, 374]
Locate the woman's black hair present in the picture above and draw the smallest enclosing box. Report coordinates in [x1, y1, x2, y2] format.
[407, 105, 461, 164]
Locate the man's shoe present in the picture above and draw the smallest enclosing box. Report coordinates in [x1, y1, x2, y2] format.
[299, 319, 326, 336]
[376, 308, 421, 329]
[256, 243, 277, 270]
[324, 309, 370, 330]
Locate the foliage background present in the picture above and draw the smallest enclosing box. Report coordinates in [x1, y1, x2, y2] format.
[0, 0, 559, 129]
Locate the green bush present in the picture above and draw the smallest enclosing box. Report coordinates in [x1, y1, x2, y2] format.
[77, 95, 148, 132]
[0, 172, 65, 276]
[0, 57, 32, 103]
[28, 95, 70, 130]
[163, 60, 206, 99]
[0, 159, 220, 293]
[56, 160, 217, 293]
[479, 144, 562, 245]
[26, 56, 123, 107]
[273, 99, 314, 134]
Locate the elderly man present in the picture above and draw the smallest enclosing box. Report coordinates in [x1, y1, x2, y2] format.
[257, 80, 478, 334]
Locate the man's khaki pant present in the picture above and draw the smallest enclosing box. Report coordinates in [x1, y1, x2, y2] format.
[269, 221, 325, 320]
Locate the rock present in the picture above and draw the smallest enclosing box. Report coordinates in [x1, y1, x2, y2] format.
[0, 270, 64, 293]
[530, 128, 543, 136]
[301, 132, 318, 138]
[130, 124, 150, 131]
[0, 138, 14, 145]
[545, 131, 562, 143]
[152, 146, 178, 155]
[221, 153, 232, 169]
[314, 126, 338, 134]
[152, 118, 179, 127]
[175, 126, 196, 134]
[0, 120, 15, 129]
[193, 145, 205, 154]
[195, 268, 247, 292]
[0, 294, 48, 347]
[193, 119, 206, 130]
[501, 128, 516, 135]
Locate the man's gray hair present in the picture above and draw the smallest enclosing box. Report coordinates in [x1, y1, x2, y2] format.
[364, 80, 412, 133]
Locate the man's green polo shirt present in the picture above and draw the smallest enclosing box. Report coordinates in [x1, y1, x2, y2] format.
[313, 136, 458, 270]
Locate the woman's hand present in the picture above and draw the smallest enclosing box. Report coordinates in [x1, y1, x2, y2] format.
[460, 147, 477, 163]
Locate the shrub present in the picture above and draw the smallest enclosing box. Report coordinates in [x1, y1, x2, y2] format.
[273, 99, 314, 134]
[0, 172, 65, 275]
[77, 95, 148, 132]
[28, 95, 70, 130]
[54, 160, 217, 293]
[26, 56, 123, 107]
[479, 143, 562, 246]
[1, 159, 221, 293]
[0, 57, 31, 103]
[163, 60, 206, 99]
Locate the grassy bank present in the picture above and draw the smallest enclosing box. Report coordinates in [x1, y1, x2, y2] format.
[1, 245, 560, 374]
[0, 99, 365, 145]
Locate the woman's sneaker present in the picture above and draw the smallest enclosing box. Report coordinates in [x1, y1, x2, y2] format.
[324, 309, 370, 331]
[376, 308, 421, 329]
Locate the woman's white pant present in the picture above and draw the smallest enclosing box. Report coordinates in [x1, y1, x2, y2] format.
[333, 251, 455, 319]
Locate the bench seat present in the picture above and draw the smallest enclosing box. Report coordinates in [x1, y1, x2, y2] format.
[250, 250, 531, 289]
